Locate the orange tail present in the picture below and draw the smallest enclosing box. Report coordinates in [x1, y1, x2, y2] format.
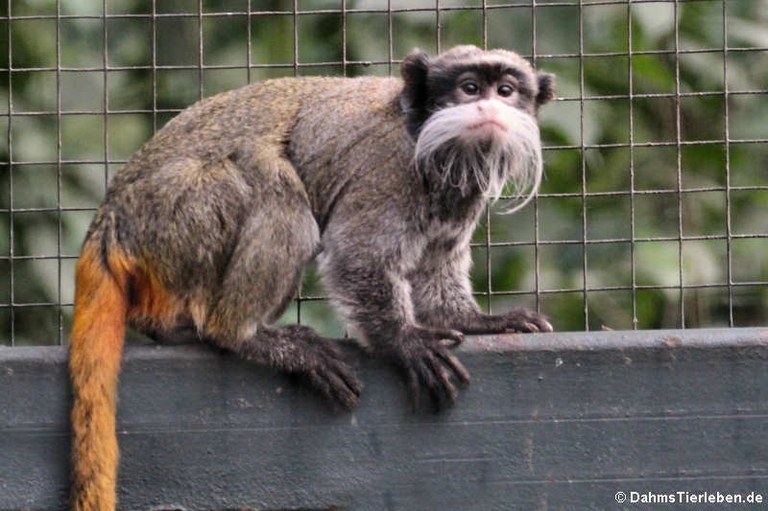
[69, 240, 132, 511]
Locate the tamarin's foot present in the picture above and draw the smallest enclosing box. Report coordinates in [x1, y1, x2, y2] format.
[385, 326, 471, 412]
[239, 325, 363, 410]
[299, 337, 363, 410]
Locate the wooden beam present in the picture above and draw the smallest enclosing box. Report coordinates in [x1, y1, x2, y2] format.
[1, 329, 767, 510]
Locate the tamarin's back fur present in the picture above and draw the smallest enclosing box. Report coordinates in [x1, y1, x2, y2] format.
[70, 46, 554, 510]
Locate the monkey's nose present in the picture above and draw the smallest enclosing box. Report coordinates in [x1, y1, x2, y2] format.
[476, 101, 497, 115]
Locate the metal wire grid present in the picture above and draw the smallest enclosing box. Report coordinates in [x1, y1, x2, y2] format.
[2, 0, 767, 345]
[540, 1, 767, 330]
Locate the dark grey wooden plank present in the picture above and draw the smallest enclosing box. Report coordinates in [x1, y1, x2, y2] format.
[1, 328, 767, 510]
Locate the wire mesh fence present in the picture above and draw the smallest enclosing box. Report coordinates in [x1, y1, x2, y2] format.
[1, 0, 767, 346]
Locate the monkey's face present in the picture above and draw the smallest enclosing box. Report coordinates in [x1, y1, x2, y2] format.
[401, 45, 555, 212]
[445, 70, 531, 144]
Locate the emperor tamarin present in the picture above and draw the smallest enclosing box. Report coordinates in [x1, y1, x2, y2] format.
[69, 44, 555, 510]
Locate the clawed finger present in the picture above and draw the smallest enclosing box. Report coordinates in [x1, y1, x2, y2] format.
[505, 309, 554, 333]
[537, 318, 554, 332]
[423, 350, 459, 408]
[307, 365, 362, 410]
[507, 321, 540, 333]
[326, 353, 364, 397]
[427, 328, 465, 347]
[303, 344, 362, 410]
[407, 367, 421, 411]
[434, 347, 471, 385]
[405, 342, 471, 411]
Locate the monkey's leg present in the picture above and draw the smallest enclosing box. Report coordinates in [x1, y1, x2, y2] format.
[411, 242, 553, 334]
[320, 244, 469, 411]
[205, 179, 361, 410]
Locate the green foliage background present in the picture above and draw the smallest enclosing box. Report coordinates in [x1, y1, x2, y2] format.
[1, 0, 766, 345]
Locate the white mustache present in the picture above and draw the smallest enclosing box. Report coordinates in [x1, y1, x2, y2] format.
[414, 99, 543, 214]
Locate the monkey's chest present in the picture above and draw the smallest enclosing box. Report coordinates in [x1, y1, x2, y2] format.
[419, 212, 478, 257]
[424, 184, 486, 227]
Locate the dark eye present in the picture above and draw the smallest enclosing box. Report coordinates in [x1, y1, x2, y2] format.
[460, 82, 480, 95]
[497, 84, 515, 97]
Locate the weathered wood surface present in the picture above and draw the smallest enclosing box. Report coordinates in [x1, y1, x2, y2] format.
[1, 328, 767, 510]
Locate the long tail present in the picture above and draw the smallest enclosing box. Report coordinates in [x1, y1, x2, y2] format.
[69, 239, 132, 511]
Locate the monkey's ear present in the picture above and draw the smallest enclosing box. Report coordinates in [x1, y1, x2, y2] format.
[400, 49, 431, 113]
[536, 72, 556, 106]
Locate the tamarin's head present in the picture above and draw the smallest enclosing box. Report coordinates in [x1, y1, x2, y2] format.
[400, 45, 555, 212]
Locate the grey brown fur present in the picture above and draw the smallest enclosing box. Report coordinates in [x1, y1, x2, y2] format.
[85, 45, 555, 411]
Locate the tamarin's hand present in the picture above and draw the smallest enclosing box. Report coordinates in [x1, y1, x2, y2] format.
[382, 326, 470, 411]
[498, 309, 554, 333]
[444, 309, 554, 336]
